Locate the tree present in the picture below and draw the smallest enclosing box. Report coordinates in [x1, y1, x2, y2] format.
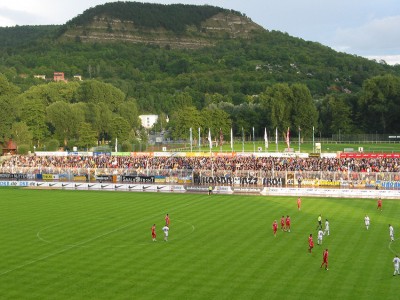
[318, 95, 354, 135]
[117, 99, 141, 129]
[11, 122, 33, 146]
[19, 81, 79, 106]
[290, 83, 318, 138]
[19, 98, 49, 146]
[359, 74, 400, 133]
[77, 80, 125, 112]
[201, 106, 232, 138]
[0, 75, 19, 143]
[77, 122, 98, 150]
[46, 101, 85, 146]
[260, 83, 293, 131]
[109, 116, 131, 142]
[0, 73, 20, 96]
[168, 106, 202, 140]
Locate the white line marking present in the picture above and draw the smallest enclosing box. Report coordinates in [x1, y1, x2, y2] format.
[2, 198, 199, 276]
[1, 218, 150, 277]
[388, 240, 398, 255]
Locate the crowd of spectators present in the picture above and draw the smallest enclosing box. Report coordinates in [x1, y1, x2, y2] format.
[1, 154, 400, 173]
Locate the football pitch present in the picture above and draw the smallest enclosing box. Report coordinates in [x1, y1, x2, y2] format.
[0, 188, 398, 299]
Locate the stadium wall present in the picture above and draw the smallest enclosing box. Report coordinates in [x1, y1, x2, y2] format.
[2, 180, 400, 199]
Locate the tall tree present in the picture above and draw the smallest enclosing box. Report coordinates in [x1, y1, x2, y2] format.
[46, 101, 85, 146]
[290, 83, 318, 138]
[260, 83, 293, 132]
[168, 106, 202, 140]
[11, 122, 33, 146]
[359, 74, 400, 133]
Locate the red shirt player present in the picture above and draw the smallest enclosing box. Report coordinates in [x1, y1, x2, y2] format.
[321, 248, 329, 270]
[272, 220, 278, 237]
[151, 224, 156, 242]
[285, 215, 291, 232]
[165, 214, 170, 226]
[280, 216, 285, 231]
[297, 197, 301, 211]
[377, 198, 382, 211]
[308, 234, 314, 253]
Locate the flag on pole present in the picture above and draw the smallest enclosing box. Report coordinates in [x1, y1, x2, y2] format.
[242, 127, 244, 152]
[198, 127, 201, 148]
[264, 128, 268, 149]
[190, 127, 193, 151]
[230, 127, 233, 151]
[275, 127, 278, 144]
[286, 127, 290, 149]
[208, 128, 212, 149]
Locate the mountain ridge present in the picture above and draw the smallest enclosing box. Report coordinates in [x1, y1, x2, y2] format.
[57, 2, 264, 49]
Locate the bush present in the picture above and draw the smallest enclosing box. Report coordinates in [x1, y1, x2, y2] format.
[46, 139, 60, 151]
[17, 144, 30, 155]
[121, 141, 132, 152]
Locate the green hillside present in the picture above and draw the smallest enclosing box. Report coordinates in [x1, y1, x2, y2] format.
[0, 2, 400, 151]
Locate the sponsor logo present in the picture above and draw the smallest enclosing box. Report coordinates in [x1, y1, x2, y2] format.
[88, 184, 96, 188]
[49, 183, 57, 187]
[128, 185, 136, 189]
[62, 183, 69, 187]
[75, 184, 82, 188]
[185, 186, 208, 192]
[142, 186, 151, 190]
[114, 185, 122, 189]
[234, 187, 262, 193]
[157, 186, 165, 190]
[36, 183, 45, 186]
[101, 185, 109, 188]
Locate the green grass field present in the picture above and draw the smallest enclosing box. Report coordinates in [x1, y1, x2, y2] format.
[0, 188, 399, 299]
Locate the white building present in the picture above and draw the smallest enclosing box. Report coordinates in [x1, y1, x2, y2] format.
[139, 115, 158, 129]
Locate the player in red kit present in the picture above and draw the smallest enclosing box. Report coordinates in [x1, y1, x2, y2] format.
[285, 215, 291, 232]
[165, 214, 170, 226]
[297, 197, 301, 211]
[151, 224, 156, 242]
[308, 234, 314, 253]
[280, 216, 285, 231]
[320, 249, 329, 270]
[272, 220, 278, 237]
[377, 198, 382, 211]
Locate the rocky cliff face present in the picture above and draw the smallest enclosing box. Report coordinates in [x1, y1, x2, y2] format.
[61, 12, 265, 49]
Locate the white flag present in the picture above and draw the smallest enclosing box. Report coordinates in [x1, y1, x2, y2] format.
[230, 127, 233, 150]
[208, 128, 212, 149]
[286, 127, 290, 149]
[264, 128, 268, 149]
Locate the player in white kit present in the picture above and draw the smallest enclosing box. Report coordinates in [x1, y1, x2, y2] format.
[364, 215, 370, 230]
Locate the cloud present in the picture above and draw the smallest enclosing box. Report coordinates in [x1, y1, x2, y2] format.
[0, 7, 41, 26]
[366, 55, 400, 66]
[331, 15, 400, 56]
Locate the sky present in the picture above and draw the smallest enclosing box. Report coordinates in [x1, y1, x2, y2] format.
[0, 0, 399, 65]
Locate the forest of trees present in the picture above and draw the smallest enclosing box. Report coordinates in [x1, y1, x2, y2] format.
[1, 2, 400, 153]
[1, 72, 400, 153]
